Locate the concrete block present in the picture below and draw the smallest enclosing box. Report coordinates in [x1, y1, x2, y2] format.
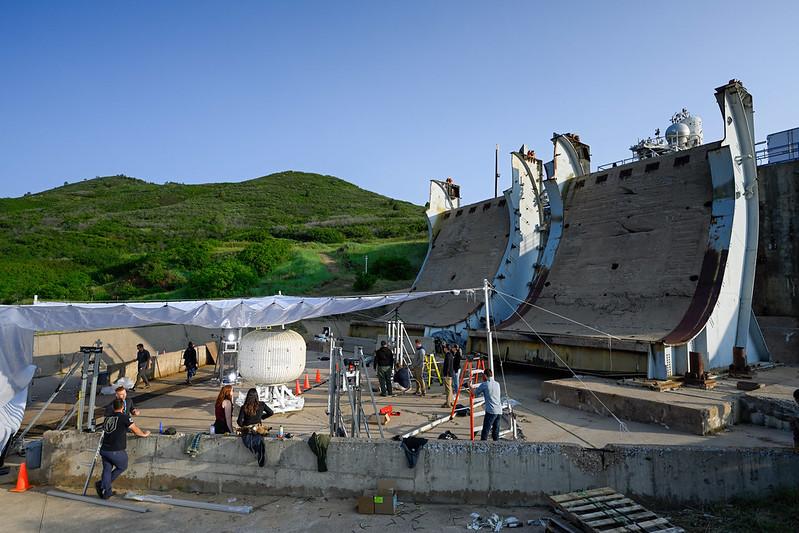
[541, 378, 734, 435]
[41, 430, 799, 505]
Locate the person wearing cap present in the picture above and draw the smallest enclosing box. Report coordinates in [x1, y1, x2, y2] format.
[374, 340, 394, 396]
[104, 386, 140, 418]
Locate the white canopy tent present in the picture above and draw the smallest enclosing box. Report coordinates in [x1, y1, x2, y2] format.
[0, 290, 449, 450]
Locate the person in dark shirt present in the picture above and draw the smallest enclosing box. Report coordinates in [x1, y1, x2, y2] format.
[104, 386, 139, 418]
[96, 398, 149, 499]
[183, 341, 198, 385]
[452, 345, 463, 391]
[792, 388, 799, 451]
[374, 341, 395, 396]
[237, 388, 274, 467]
[213, 385, 235, 435]
[132, 343, 151, 390]
[441, 345, 455, 408]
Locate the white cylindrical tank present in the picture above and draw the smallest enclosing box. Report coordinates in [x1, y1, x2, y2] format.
[682, 114, 703, 147]
[238, 329, 306, 384]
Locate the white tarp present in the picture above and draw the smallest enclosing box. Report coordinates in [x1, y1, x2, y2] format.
[0, 290, 450, 450]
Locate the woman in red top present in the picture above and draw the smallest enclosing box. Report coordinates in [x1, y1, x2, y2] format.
[213, 385, 235, 434]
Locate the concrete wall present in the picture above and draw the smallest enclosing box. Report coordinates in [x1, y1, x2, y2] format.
[755, 160, 799, 318]
[33, 324, 219, 377]
[39, 430, 799, 505]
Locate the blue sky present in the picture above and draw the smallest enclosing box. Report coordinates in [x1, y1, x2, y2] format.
[1, 1, 797, 204]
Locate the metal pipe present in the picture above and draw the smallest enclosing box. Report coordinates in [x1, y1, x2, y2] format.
[47, 490, 150, 513]
[124, 493, 252, 514]
[483, 279, 495, 376]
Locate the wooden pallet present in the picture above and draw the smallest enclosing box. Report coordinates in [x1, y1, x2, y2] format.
[547, 487, 685, 533]
[617, 378, 682, 392]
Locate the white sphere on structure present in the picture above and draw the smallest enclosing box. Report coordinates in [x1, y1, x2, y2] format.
[238, 329, 306, 384]
[666, 122, 691, 148]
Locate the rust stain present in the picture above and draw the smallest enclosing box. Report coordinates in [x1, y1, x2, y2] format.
[663, 248, 728, 344]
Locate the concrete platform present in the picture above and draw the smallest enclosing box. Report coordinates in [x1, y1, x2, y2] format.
[18, 354, 796, 450]
[540, 365, 799, 436]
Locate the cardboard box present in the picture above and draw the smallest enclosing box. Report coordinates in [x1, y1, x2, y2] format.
[357, 495, 375, 514]
[373, 492, 397, 515]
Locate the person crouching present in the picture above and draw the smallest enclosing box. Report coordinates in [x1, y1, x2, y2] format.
[237, 388, 274, 467]
[96, 398, 150, 499]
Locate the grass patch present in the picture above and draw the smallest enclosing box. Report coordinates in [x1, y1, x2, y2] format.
[661, 488, 799, 533]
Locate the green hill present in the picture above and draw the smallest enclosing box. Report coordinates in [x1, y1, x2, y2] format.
[0, 172, 429, 303]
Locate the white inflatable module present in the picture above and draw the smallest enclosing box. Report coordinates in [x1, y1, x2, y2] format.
[238, 329, 306, 384]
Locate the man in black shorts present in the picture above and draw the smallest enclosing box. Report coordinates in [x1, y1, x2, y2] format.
[95, 399, 150, 499]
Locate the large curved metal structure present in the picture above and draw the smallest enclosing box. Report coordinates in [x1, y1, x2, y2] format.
[500, 80, 766, 377]
[398, 80, 767, 378]
[397, 149, 548, 337]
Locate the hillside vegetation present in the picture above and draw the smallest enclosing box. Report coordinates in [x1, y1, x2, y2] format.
[0, 173, 429, 303]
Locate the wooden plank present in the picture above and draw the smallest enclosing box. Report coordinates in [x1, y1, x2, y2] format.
[567, 497, 634, 513]
[549, 487, 616, 503]
[585, 511, 657, 528]
[561, 493, 626, 509]
[578, 504, 645, 521]
[602, 517, 669, 532]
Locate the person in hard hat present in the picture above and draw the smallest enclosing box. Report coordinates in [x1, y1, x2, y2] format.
[95, 399, 150, 499]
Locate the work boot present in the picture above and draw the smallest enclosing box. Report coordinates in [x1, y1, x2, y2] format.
[94, 480, 103, 499]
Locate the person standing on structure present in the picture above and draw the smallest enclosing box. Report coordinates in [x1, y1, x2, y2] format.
[183, 341, 198, 385]
[374, 340, 394, 396]
[132, 343, 151, 390]
[441, 344, 455, 408]
[411, 339, 427, 396]
[471, 368, 502, 441]
[95, 398, 150, 499]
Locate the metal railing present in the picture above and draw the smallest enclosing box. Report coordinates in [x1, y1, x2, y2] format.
[596, 140, 799, 171]
[755, 141, 799, 165]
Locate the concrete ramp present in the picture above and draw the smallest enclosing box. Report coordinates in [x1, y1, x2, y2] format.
[502, 143, 719, 341]
[398, 197, 510, 327]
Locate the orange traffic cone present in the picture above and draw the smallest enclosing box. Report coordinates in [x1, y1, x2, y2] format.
[9, 463, 31, 493]
[294, 380, 302, 395]
[303, 374, 311, 390]
[315, 369, 322, 384]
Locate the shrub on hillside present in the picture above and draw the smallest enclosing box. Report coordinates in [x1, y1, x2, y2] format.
[353, 271, 377, 291]
[371, 256, 416, 281]
[188, 257, 258, 298]
[237, 238, 293, 276]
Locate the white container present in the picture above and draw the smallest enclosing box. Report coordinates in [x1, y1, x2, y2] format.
[238, 329, 306, 385]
